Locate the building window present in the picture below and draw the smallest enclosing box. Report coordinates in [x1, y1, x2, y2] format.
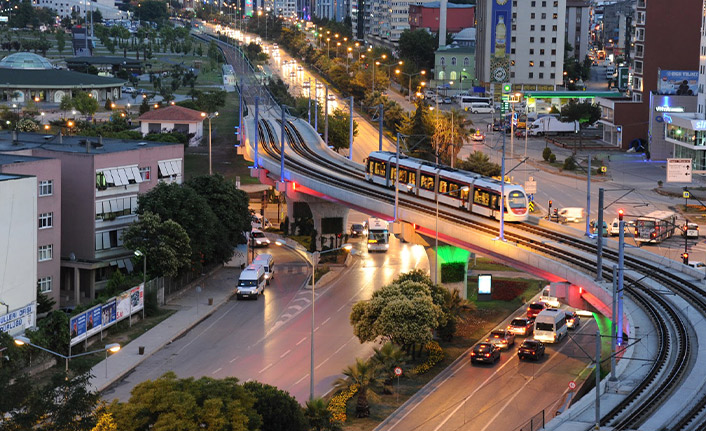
[38, 244, 53, 262]
[552, 25, 557, 31]
[540, 49, 545, 55]
[635, 44, 644, 58]
[511, 48, 516, 54]
[553, 13, 557, 19]
[531, 0, 535, 5]
[174, 123, 189, 134]
[148, 123, 162, 134]
[140, 167, 151, 181]
[530, 49, 534, 55]
[38, 212, 53, 229]
[463, 57, 470, 66]
[540, 61, 545, 67]
[550, 73, 556, 79]
[634, 60, 643, 74]
[39, 180, 53, 197]
[440, 56, 446, 66]
[38, 276, 52, 293]
[551, 61, 556, 67]
[551, 49, 556, 55]
[531, 13, 535, 19]
[438, 71, 445, 80]
[451, 57, 457, 66]
[530, 37, 535, 43]
[530, 25, 535, 31]
[541, 13, 546, 19]
[511, 36, 516, 42]
[540, 37, 545, 43]
[552, 37, 556, 43]
[529, 72, 534, 79]
[542, 0, 546, 5]
[539, 73, 544, 79]
[541, 25, 546, 31]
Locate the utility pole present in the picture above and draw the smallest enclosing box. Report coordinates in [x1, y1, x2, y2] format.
[348, 96, 354, 159]
[378, 103, 383, 151]
[324, 85, 329, 145]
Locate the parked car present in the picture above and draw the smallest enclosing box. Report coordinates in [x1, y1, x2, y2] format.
[485, 329, 516, 350]
[425, 90, 436, 99]
[327, 93, 336, 101]
[508, 317, 534, 336]
[688, 261, 706, 272]
[492, 122, 503, 131]
[518, 340, 545, 361]
[566, 311, 581, 329]
[297, 65, 304, 72]
[121, 86, 135, 94]
[526, 301, 547, 319]
[470, 342, 501, 364]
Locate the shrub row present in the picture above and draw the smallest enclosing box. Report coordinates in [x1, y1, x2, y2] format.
[490, 279, 529, 301]
[412, 341, 444, 375]
[328, 383, 359, 423]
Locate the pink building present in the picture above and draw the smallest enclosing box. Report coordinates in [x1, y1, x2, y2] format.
[408, 2, 475, 34]
[0, 132, 183, 306]
[0, 154, 62, 307]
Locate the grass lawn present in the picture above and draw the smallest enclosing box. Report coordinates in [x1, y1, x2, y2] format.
[469, 257, 518, 271]
[337, 279, 544, 430]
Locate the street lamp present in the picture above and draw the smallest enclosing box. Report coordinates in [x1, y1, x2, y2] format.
[275, 239, 353, 401]
[14, 336, 120, 376]
[346, 46, 353, 72]
[395, 69, 426, 100]
[326, 37, 331, 58]
[134, 249, 147, 320]
[201, 111, 219, 175]
[372, 54, 387, 94]
[381, 60, 403, 89]
[435, 186, 470, 284]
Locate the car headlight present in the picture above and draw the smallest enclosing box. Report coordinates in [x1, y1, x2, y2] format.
[385, 244, 389, 248]
[256, 240, 262, 244]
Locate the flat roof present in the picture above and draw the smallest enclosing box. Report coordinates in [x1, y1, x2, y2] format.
[0, 173, 28, 181]
[0, 68, 125, 89]
[0, 154, 49, 165]
[523, 91, 626, 99]
[0, 131, 181, 154]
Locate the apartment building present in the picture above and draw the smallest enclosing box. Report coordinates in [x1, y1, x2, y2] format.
[0, 132, 183, 306]
[0, 174, 37, 336]
[565, 0, 590, 61]
[314, 0, 347, 20]
[409, 2, 475, 33]
[476, 0, 567, 95]
[0, 155, 61, 308]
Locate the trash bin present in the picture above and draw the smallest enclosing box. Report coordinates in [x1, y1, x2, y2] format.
[138, 346, 145, 355]
[208, 298, 214, 306]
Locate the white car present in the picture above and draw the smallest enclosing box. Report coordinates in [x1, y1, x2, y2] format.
[471, 131, 485, 141]
[297, 65, 303, 72]
[327, 93, 336, 101]
[688, 261, 706, 272]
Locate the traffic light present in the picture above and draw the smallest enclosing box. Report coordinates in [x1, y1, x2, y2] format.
[548, 200, 553, 208]
[502, 83, 512, 93]
[618, 209, 624, 221]
[682, 252, 689, 264]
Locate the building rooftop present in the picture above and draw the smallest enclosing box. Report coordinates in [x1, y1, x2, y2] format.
[0, 131, 181, 154]
[437, 45, 475, 54]
[0, 52, 54, 70]
[138, 105, 206, 122]
[0, 173, 28, 182]
[65, 56, 143, 66]
[0, 68, 125, 89]
[0, 154, 50, 165]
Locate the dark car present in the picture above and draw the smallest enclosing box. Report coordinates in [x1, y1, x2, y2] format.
[566, 311, 581, 329]
[350, 223, 367, 237]
[518, 340, 545, 361]
[526, 301, 547, 319]
[485, 329, 516, 350]
[471, 342, 501, 364]
[492, 122, 503, 131]
[508, 317, 534, 336]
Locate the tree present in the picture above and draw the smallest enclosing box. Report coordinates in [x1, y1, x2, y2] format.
[326, 108, 358, 152]
[59, 95, 72, 118]
[243, 382, 308, 431]
[92, 411, 118, 431]
[72, 92, 99, 117]
[560, 99, 602, 126]
[121, 212, 192, 278]
[37, 284, 55, 314]
[109, 372, 261, 431]
[397, 29, 436, 71]
[333, 358, 380, 418]
[371, 342, 408, 393]
[186, 175, 251, 247]
[196, 90, 227, 114]
[136, 182, 231, 266]
[305, 398, 339, 431]
[56, 29, 66, 55]
[135, 0, 168, 22]
[457, 151, 501, 177]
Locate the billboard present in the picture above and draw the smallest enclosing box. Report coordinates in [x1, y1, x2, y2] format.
[85, 305, 102, 338]
[658, 70, 698, 95]
[130, 284, 144, 313]
[489, 0, 512, 83]
[478, 274, 492, 295]
[101, 298, 117, 330]
[70, 283, 144, 345]
[115, 290, 131, 322]
[70, 311, 88, 346]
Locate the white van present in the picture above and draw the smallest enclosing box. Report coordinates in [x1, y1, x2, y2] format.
[253, 253, 275, 284]
[539, 286, 560, 308]
[558, 207, 586, 223]
[236, 264, 266, 300]
[533, 308, 568, 343]
[465, 102, 495, 114]
[252, 213, 273, 229]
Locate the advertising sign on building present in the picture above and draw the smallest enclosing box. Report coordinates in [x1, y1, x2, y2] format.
[490, 0, 511, 82]
[658, 70, 698, 95]
[667, 158, 693, 183]
[0, 303, 35, 335]
[618, 67, 629, 90]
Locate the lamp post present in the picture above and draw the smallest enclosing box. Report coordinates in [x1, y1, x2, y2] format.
[201, 111, 219, 175]
[435, 186, 470, 284]
[381, 60, 403, 89]
[14, 336, 120, 376]
[371, 54, 387, 94]
[134, 249, 147, 320]
[275, 240, 353, 401]
[326, 37, 331, 58]
[395, 69, 426, 101]
[346, 46, 352, 72]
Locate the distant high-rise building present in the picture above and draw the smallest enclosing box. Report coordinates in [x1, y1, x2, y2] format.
[565, 0, 590, 61]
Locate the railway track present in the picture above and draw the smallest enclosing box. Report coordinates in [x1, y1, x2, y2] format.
[253, 116, 706, 430]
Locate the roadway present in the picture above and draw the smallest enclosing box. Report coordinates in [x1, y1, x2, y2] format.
[102, 232, 429, 403]
[381, 315, 598, 431]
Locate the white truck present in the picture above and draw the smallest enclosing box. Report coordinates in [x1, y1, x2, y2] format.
[528, 117, 580, 136]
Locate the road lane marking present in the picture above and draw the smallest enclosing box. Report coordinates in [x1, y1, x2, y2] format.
[334, 337, 356, 355]
[259, 363, 273, 374]
[280, 349, 291, 358]
[230, 356, 240, 363]
[315, 357, 330, 370]
[295, 373, 309, 385]
[296, 337, 307, 346]
[337, 304, 347, 312]
[321, 317, 331, 326]
[314, 326, 320, 332]
[212, 367, 222, 375]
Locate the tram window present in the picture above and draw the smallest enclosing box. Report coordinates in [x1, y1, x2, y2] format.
[421, 174, 435, 190]
[399, 169, 408, 183]
[459, 187, 469, 201]
[409, 172, 416, 185]
[390, 166, 396, 180]
[491, 194, 499, 210]
[474, 189, 490, 206]
[439, 179, 448, 194]
[373, 161, 387, 176]
[508, 191, 526, 208]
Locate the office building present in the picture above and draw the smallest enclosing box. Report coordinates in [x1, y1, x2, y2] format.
[409, 2, 475, 33]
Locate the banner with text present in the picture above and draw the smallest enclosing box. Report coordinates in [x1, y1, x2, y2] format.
[0, 303, 36, 335]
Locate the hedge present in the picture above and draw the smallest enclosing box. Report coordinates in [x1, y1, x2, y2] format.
[328, 384, 358, 424]
[441, 262, 466, 283]
[412, 341, 444, 375]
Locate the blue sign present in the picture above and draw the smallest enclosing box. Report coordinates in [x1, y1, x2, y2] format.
[70, 312, 88, 346]
[658, 70, 698, 95]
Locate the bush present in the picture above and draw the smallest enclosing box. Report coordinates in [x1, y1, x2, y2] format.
[563, 156, 577, 171]
[542, 147, 552, 161]
[328, 384, 358, 424]
[440, 262, 465, 283]
[490, 279, 529, 301]
[549, 153, 557, 163]
[412, 341, 444, 375]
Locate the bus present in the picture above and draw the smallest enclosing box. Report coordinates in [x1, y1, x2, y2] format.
[634, 210, 677, 244]
[460, 96, 492, 111]
[367, 218, 390, 252]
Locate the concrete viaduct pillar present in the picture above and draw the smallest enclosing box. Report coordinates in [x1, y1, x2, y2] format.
[284, 186, 350, 251]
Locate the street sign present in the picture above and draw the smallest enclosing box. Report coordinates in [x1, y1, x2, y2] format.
[528, 201, 535, 212]
[667, 158, 693, 183]
[568, 380, 576, 390]
[524, 180, 537, 194]
[618, 67, 629, 90]
[394, 367, 403, 376]
[683, 191, 691, 199]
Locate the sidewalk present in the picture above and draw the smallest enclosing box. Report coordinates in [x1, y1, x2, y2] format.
[88, 266, 239, 393]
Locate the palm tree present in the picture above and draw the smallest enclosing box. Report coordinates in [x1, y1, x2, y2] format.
[333, 358, 380, 418]
[305, 398, 340, 431]
[371, 342, 408, 394]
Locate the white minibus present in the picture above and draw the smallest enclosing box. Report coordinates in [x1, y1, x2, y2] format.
[533, 308, 567, 343]
[253, 253, 275, 285]
[236, 264, 266, 300]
